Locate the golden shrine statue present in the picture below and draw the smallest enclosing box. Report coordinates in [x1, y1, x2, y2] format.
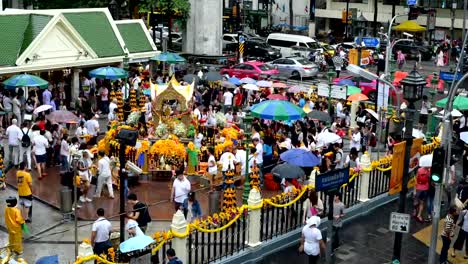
[151, 76, 194, 128]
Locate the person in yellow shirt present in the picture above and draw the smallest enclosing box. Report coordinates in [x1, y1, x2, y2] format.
[5, 196, 25, 256]
[16, 162, 32, 223]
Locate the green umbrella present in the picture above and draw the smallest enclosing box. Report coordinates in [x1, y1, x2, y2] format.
[3, 73, 48, 89]
[251, 100, 305, 121]
[435, 96, 468, 110]
[347, 85, 361, 96]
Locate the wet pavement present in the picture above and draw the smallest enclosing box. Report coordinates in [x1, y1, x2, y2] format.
[260, 200, 431, 264]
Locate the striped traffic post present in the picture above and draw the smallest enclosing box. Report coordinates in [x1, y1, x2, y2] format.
[239, 34, 245, 63]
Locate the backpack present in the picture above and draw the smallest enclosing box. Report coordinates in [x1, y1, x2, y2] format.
[416, 167, 430, 185]
[21, 128, 31, 148]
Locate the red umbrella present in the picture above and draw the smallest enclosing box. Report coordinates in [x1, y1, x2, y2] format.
[46, 110, 80, 124]
[267, 94, 288, 100]
[272, 82, 289, 89]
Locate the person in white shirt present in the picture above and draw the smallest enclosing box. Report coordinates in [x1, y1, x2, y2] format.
[144, 96, 152, 122]
[60, 134, 70, 173]
[252, 138, 264, 184]
[81, 76, 91, 97]
[85, 115, 100, 145]
[193, 102, 201, 121]
[19, 122, 33, 171]
[335, 100, 345, 119]
[206, 148, 218, 190]
[299, 216, 325, 263]
[99, 86, 109, 114]
[419, 95, 431, 131]
[12, 95, 22, 125]
[75, 121, 89, 144]
[223, 90, 233, 113]
[225, 109, 234, 123]
[350, 127, 361, 151]
[6, 119, 22, 166]
[170, 169, 191, 211]
[95, 151, 114, 199]
[108, 108, 118, 122]
[91, 208, 113, 255]
[108, 99, 118, 115]
[32, 129, 49, 179]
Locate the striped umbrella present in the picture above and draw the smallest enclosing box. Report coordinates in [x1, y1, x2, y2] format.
[251, 100, 305, 121]
[150, 51, 186, 63]
[3, 73, 48, 89]
[89, 66, 127, 80]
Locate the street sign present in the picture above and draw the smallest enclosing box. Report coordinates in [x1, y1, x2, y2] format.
[239, 35, 245, 44]
[355, 37, 380, 48]
[439, 71, 462, 82]
[407, 0, 417, 6]
[315, 168, 350, 192]
[389, 212, 410, 233]
[317, 83, 347, 100]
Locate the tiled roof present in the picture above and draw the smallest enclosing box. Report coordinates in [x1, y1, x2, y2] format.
[116, 22, 154, 54]
[64, 12, 124, 58]
[0, 14, 51, 66]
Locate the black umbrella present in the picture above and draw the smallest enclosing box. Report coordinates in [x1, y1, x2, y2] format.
[271, 163, 305, 179]
[307, 111, 331, 122]
[183, 74, 200, 84]
[204, 71, 223, 82]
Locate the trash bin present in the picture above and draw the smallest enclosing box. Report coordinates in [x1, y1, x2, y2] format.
[59, 187, 72, 214]
[209, 190, 221, 215]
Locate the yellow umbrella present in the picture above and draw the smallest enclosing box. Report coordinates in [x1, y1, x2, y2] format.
[393, 20, 426, 32]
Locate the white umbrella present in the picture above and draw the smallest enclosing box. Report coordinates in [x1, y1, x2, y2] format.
[460, 131, 468, 144]
[256, 80, 273, 87]
[438, 109, 463, 118]
[317, 131, 341, 147]
[419, 154, 432, 167]
[365, 108, 379, 119]
[243, 83, 259, 91]
[33, 104, 53, 114]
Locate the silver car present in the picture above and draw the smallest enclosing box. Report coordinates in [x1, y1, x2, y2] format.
[269, 57, 319, 79]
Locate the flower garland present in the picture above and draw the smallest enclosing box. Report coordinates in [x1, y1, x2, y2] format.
[214, 140, 233, 158]
[221, 127, 239, 140]
[135, 140, 150, 158]
[150, 138, 186, 159]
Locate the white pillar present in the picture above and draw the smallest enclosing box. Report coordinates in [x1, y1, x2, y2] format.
[170, 210, 188, 263]
[77, 242, 94, 264]
[247, 188, 262, 247]
[358, 152, 371, 202]
[72, 68, 81, 104]
[308, 21, 316, 38]
[350, 101, 358, 129]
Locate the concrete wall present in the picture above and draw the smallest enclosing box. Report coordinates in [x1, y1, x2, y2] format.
[184, 0, 223, 55]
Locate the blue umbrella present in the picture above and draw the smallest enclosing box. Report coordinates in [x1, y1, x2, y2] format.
[280, 148, 320, 167]
[337, 79, 355, 86]
[228, 77, 241, 86]
[89, 66, 127, 80]
[240, 77, 256, 84]
[3, 73, 48, 89]
[150, 51, 186, 63]
[119, 235, 155, 253]
[35, 255, 59, 264]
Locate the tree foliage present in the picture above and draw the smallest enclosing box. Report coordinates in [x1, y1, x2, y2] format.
[141, 0, 190, 19]
[34, 0, 118, 9]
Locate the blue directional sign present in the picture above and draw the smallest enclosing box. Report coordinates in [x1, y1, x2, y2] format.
[439, 71, 462, 82]
[315, 168, 350, 192]
[239, 35, 245, 43]
[407, 0, 417, 5]
[355, 37, 380, 48]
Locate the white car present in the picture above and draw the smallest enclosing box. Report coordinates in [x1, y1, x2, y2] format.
[222, 34, 238, 49]
[269, 57, 319, 79]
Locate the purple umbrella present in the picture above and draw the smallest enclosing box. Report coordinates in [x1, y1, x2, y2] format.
[337, 79, 355, 86]
[280, 148, 320, 167]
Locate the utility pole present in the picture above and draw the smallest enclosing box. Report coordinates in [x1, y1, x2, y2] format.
[167, 0, 173, 50]
[345, 0, 350, 38]
[289, 0, 293, 31]
[373, 0, 378, 37]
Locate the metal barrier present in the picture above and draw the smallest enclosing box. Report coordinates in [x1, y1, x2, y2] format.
[368, 167, 391, 199]
[188, 210, 247, 264]
[260, 193, 305, 241]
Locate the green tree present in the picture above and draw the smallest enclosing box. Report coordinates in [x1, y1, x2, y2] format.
[34, 0, 109, 9]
